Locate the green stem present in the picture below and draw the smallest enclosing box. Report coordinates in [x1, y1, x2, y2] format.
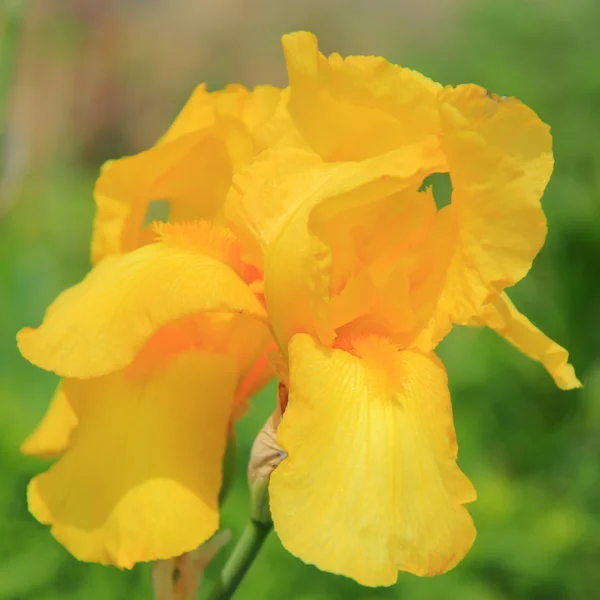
[205, 519, 272, 600]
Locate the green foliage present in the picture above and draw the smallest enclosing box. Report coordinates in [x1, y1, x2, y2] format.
[1, 1, 598, 598]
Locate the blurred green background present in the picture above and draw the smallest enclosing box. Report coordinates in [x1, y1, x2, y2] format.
[1, 0, 599, 598]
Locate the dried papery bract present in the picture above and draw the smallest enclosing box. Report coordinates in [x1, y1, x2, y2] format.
[152, 530, 231, 600]
[248, 411, 287, 525]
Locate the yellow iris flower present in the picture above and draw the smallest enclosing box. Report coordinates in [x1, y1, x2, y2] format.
[17, 30, 580, 588]
[18, 84, 279, 567]
[229, 32, 581, 585]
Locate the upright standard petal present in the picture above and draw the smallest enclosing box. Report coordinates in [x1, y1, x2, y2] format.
[161, 83, 280, 144]
[270, 334, 476, 586]
[311, 182, 456, 345]
[93, 83, 281, 264]
[21, 383, 77, 459]
[28, 352, 236, 567]
[281, 31, 442, 161]
[92, 131, 233, 263]
[435, 85, 553, 322]
[247, 147, 444, 351]
[18, 233, 266, 378]
[225, 147, 322, 267]
[468, 292, 581, 390]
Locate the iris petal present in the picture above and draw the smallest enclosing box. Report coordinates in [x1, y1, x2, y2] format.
[28, 352, 236, 567]
[468, 292, 581, 390]
[18, 238, 266, 378]
[21, 383, 77, 458]
[270, 333, 476, 586]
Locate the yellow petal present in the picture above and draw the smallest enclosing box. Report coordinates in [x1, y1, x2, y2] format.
[436, 85, 553, 321]
[125, 311, 269, 387]
[249, 147, 444, 351]
[281, 31, 442, 161]
[21, 382, 77, 459]
[162, 83, 281, 144]
[233, 351, 276, 418]
[92, 83, 281, 264]
[468, 292, 581, 390]
[252, 87, 313, 154]
[28, 352, 236, 567]
[92, 131, 233, 263]
[159, 83, 220, 143]
[216, 84, 281, 137]
[270, 333, 476, 586]
[153, 220, 261, 284]
[225, 147, 322, 267]
[18, 234, 266, 378]
[312, 183, 457, 346]
[160, 83, 279, 176]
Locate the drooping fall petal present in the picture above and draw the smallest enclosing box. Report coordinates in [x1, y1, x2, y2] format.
[21, 383, 77, 459]
[270, 333, 476, 586]
[18, 233, 266, 379]
[28, 352, 236, 568]
[468, 292, 581, 390]
[127, 308, 274, 411]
